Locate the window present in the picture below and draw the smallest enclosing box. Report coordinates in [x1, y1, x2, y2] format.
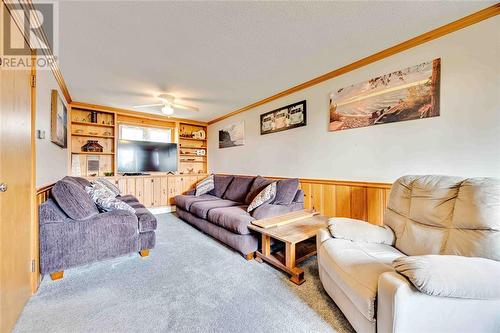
[119, 124, 172, 143]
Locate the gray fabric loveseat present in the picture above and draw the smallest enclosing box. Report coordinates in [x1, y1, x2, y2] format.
[39, 176, 157, 280]
[175, 175, 304, 258]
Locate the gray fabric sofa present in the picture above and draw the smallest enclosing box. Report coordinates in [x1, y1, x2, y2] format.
[39, 176, 157, 280]
[317, 175, 500, 333]
[175, 175, 304, 257]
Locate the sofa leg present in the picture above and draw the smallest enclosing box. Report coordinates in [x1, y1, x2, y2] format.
[245, 252, 255, 261]
[50, 271, 64, 280]
[139, 249, 150, 257]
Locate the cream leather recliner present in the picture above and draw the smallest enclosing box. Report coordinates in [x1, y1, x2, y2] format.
[317, 175, 500, 333]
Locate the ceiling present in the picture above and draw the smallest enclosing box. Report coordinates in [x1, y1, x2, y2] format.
[56, 1, 494, 122]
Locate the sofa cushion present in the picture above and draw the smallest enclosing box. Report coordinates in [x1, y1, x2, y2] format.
[223, 176, 255, 203]
[318, 238, 404, 322]
[52, 179, 99, 220]
[118, 194, 140, 203]
[272, 178, 299, 205]
[62, 176, 91, 189]
[175, 194, 220, 211]
[190, 199, 240, 219]
[207, 206, 255, 235]
[208, 175, 234, 198]
[135, 207, 157, 232]
[245, 176, 274, 204]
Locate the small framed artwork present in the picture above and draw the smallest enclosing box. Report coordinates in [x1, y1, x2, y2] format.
[50, 90, 67, 148]
[219, 121, 245, 148]
[260, 100, 306, 135]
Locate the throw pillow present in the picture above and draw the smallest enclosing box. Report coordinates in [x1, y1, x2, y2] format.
[272, 178, 299, 205]
[247, 182, 277, 212]
[245, 175, 273, 204]
[393, 255, 500, 300]
[195, 174, 215, 196]
[95, 178, 121, 196]
[86, 182, 135, 214]
[52, 179, 99, 220]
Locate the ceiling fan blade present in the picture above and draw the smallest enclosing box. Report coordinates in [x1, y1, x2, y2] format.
[133, 103, 163, 108]
[172, 103, 199, 112]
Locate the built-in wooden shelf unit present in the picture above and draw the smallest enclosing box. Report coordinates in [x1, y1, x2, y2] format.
[69, 105, 208, 178]
[178, 122, 207, 174]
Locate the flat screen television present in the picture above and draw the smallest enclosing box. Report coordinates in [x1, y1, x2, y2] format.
[117, 140, 178, 173]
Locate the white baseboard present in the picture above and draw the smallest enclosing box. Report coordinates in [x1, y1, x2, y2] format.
[148, 206, 176, 215]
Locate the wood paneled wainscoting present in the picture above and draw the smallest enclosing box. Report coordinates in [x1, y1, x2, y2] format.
[297, 179, 391, 225]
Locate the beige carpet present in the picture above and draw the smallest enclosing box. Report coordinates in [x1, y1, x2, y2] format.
[14, 213, 354, 333]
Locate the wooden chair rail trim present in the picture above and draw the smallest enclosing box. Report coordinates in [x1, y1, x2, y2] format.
[208, 4, 500, 125]
[36, 183, 55, 195]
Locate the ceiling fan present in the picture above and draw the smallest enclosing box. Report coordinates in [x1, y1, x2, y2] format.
[133, 94, 199, 116]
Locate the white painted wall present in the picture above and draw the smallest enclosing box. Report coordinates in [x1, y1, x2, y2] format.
[208, 17, 500, 183]
[36, 70, 69, 187]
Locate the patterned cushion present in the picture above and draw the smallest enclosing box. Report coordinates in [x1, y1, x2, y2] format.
[86, 182, 135, 214]
[247, 182, 277, 212]
[196, 174, 215, 196]
[245, 176, 273, 204]
[95, 178, 120, 196]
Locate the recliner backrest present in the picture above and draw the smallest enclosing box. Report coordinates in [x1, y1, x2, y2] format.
[384, 175, 500, 260]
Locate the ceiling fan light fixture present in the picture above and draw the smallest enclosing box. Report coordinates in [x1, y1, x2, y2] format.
[161, 104, 174, 115]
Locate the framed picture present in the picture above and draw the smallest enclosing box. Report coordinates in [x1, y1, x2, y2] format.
[260, 100, 306, 135]
[219, 121, 245, 148]
[329, 58, 441, 132]
[50, 89, 67, 148]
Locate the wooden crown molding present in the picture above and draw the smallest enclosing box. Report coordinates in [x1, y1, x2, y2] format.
[70, 101, 208, 126]
[3, 0, 72, 104]
[208, 4, 500, 125]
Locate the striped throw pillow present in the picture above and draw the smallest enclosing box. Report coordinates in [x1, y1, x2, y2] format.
[247, 182, 277, 212]
[195, 174, 215, 196]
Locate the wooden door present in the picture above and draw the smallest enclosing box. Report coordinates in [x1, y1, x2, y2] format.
[0, 18, 36, 333]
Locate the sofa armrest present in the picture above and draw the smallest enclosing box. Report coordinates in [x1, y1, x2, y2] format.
[327, 217, 395, 245]
[251, 202, 303, 219]
[377, 271, 500, 333]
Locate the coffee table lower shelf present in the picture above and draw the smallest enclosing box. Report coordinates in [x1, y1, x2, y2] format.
[255, 237, 317, 285]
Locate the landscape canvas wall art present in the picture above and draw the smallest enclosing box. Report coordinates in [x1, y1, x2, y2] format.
[219, 121, 245, 148]
[329, 58, 440, 132]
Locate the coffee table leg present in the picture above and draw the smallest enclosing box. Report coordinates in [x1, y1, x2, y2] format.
[285, 242, 305, 285]
[257, 234, 271, 263]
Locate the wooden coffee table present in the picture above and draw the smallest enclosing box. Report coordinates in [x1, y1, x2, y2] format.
[248, 211, 328, 285]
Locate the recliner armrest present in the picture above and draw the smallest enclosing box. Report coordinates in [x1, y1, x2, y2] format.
[328, 217, 395, 245]
[377, 271, 500, 333]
